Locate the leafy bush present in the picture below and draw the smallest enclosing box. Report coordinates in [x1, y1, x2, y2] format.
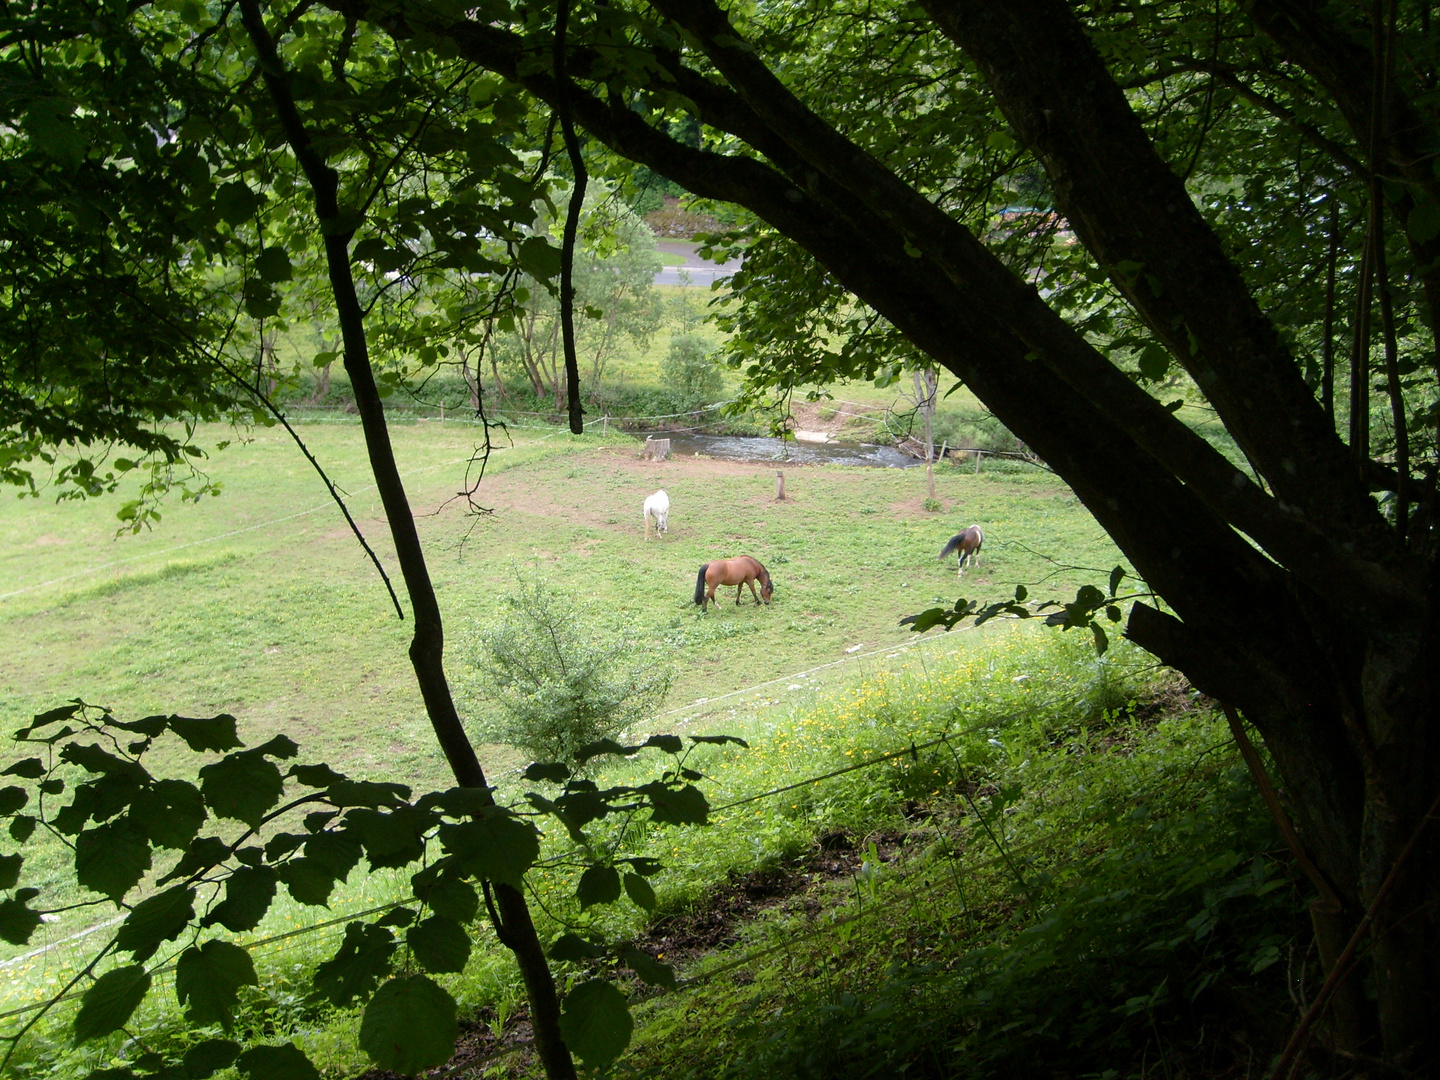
[661, 333, 725, 410]
[466, 578, 675, 763]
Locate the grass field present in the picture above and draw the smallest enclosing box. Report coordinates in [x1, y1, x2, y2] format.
[0, 415, 1124, 786]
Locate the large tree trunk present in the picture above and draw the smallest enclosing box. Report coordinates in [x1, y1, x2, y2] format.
[339, 0, 1440, 1063]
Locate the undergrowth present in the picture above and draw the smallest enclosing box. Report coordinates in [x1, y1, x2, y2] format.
[1, 628, 1298, 1080]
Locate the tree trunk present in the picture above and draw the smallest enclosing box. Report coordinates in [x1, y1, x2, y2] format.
[238, 6, 577, 1076]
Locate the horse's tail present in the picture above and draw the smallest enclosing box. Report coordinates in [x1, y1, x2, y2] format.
[694, 564, 709, 605]
[939, 533, 963, 560]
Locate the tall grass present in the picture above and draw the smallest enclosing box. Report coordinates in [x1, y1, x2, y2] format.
[1, 624, 1294, 1080]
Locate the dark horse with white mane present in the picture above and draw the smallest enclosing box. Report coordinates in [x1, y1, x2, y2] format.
[939, 526, 984, 577]
[694, 556, 774, 611]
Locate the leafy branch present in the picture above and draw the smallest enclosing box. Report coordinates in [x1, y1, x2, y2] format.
[901, 566, 1149, 655]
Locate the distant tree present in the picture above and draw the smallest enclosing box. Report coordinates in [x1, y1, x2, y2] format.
[492, 186, 663, 406]
[661, 333, 724, 410]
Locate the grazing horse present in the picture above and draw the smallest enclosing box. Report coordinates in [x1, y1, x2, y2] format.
[694, 556, 774, 611]
[939, 526, 984, 577]
[643, 490, 670, 540]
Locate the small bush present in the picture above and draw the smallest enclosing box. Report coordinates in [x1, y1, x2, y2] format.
[466, 577, 675, 763]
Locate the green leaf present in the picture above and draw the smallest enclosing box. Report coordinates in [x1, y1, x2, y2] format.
[204, 865, 276, 933]
[52, 785, 96, 834]
[25, 704, 81, 733]
[131, 779, 207, 850]
[1108, 565, 1126, 597]
[23, 99, 87, 167]
[0, 897, 42, 945]
[1091, 623, 1111, 656]
[623, 872, 657, 912]
[517, 235, 562, 280]
[116, 886, 195, 962]
[558, 979, 633, 1071]
[254, 246, 292, 282]
[275, 858, 337, 907]
[548, 933, 606, 962]
[1407, 201, 1440, 244]
[577, 864, 622, 909]
[376, 907, 415, 927]
[199, 752, 283, 827]
[250, 734, 299, 759]
[158, 835, 229, 885]
[574, 738, 631, 764]
[522, 762, 570, 783]
[286, 763, 346, 787]
[235, 1043, 321, 1080]
[1137, 342, 1169, 381]
[175, 940, 257, 1029]
[407, 916, 470, 973]
[215, 182, 259, 227]
[641, 734, 683, 754]
[74, 965, 151, 1044]
[688, 734, 750, 748]
[111, 715, 168, 738]
[265, 832, 306, 861]
[10, 815, 36, 842]
[313, 921, 395, 1006]
[3, 758, 45, 778]
[167, 715, 242, 753]
[0, 786, 29, 816]
[303, 829, 362, 879]
[619, 944, 674, 988]
[182, 1038, 240, 1079]
[412, 872, 478, 923]
[76, 820, 151, 900]
[642, 783, 709, 826]
[437, 810, 539, 886]
[345, 806, 431, 869]
[359, 975, 459, 1074]
[0, 853, 21, 890]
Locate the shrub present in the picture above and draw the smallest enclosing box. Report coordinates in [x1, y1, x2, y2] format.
[662, 333, 725, 410]
[467, 577, 675, 763]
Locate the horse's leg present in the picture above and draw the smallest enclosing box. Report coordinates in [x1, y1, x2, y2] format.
[747, 580, 761, 604]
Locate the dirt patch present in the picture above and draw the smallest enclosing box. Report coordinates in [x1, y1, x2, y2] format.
[634, 829, 910, 966]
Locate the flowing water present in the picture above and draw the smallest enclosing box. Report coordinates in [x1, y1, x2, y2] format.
[636, 431, 921, 468]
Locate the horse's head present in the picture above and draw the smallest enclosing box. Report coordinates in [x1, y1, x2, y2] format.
[760, 568, 774, 602]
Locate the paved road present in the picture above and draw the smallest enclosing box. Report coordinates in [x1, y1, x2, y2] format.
[655, 239, 742, 287]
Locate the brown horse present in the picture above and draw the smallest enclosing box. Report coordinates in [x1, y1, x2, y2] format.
[694, 556, 774, 611]
[939, 526, 984, 577]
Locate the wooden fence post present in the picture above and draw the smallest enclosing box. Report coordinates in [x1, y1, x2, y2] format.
[776, 470, 786, 500]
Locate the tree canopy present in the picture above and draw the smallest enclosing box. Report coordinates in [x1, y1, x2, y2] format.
[4, 0, 1439, 1069]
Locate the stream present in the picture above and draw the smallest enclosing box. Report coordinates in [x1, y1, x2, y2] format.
[633, 431, 921, 468]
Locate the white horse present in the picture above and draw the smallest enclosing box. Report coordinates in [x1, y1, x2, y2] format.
[643, 490, 670, 540]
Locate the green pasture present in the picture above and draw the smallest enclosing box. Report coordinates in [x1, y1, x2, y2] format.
[0, 416, 1123, 785]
